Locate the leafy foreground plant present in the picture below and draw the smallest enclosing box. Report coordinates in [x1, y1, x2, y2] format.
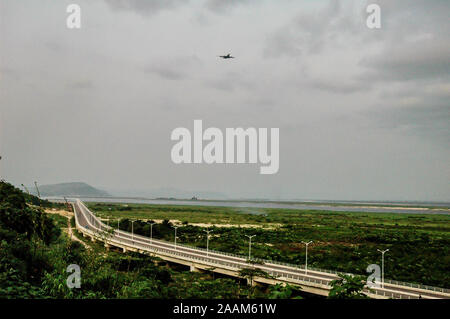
[268, 283, 302, 299]
[328, 274, 369, 299]
[1, 181, 303, 299]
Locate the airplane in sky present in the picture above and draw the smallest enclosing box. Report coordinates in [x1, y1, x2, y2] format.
[218, 53, 235, 59]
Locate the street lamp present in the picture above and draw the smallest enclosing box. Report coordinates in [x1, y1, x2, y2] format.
[34, 181, 41, 198]
[302, 241, 313, 275]
[34, 181, 41, 207]
[173, 226, 179, 249]
[377, 249, 389, 288]
[245, 235, 256, 260]
[90, 209, 94, 226]
[21, 184, 30, 195]
[116, 219, 121, 242]
[131, 220, 136, 243]
[203, 228, 213, 257]
[149, 222, 155, 244]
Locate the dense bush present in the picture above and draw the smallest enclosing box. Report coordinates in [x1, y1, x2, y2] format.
[0, 181, 263, 299]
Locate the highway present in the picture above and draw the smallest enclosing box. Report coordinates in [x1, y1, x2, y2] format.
[73, 200, 449, 299]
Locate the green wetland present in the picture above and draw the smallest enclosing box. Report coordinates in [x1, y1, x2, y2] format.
[87, 201, 450, 289]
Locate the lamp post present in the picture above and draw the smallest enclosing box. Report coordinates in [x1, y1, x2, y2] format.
[149, 222, 155, 244]
[131, 220, 136, 243]
[21, 184, 30, 195]
[302, 241, 313, 275]
[34, 181, 41, 198]
[203, 228, 213, 257]
[245, 235, 256, 260]
[377, 249, 389, 288]
[89, 207, 94, 226]
[34, 181, 41, 207]
[116, 219, 121, 242]
[172, 226, 179, 249]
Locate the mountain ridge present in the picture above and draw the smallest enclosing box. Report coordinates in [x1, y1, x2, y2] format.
[31, 182, 109, 197]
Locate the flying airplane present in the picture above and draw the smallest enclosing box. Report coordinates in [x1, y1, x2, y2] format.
[218, 53, 235, 59]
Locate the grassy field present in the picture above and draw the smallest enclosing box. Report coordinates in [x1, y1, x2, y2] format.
[86, 202, 450, 288]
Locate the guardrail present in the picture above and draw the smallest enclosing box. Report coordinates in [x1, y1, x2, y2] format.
[75, 201, 449, 296]
[74, 203, 335, 290]
[384, 279, 449, 294]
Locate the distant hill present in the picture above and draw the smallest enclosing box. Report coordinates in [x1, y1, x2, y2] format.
[31, 182, 109, 197]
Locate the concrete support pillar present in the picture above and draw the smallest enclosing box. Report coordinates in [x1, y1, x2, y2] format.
[190, 265, 201, 272]
[91, 237, 96, 242]
[247, 278, 257, 287]
[123, 247, 127, 253]
[104, 243, 110, 250]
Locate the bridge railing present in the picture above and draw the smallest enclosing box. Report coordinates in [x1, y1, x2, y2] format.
[76, 205, 334, 289]
[383, 279, 449, 294]
[77, 201, 450, 295]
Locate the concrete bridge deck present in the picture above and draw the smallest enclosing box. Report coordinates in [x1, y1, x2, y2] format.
[73, 200, 449, 299]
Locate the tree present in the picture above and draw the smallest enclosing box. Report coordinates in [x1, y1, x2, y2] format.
[268, 283, 302, 299]
[328, 273, 369, 299]
[238, 267, 272, 298]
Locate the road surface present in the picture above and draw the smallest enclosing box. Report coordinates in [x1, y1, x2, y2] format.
[73, 200, 449, 299]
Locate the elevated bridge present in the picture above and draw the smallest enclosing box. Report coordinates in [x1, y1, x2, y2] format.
[73, 200, 449, 299]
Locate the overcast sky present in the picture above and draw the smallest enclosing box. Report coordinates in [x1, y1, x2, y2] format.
[1, 0, 449, 201]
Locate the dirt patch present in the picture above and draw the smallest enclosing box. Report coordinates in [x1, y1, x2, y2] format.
[45, 208, 73, 218]
[44, 209, 90, 249]
[124, 219, 280, 229]
[189, 222, 281, 229]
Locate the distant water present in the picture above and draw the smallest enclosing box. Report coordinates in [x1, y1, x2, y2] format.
[48, 196, 450, 215]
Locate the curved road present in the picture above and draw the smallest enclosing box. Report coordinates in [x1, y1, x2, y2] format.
[73, 200, 449, 299]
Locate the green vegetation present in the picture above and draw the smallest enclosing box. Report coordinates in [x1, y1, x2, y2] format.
[0, 182, 61, 298]
[2, 181, 448, 299]
[0, 181, 300, 299]
[328, 274, 369, 299]
[88, 202, 450, 288]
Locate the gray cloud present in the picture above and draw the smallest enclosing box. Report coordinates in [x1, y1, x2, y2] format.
[68, 80, 94, 90]
[359, 16, 450, 83]
[1, 0, 449, 201]
[145, 66, 186, 80]
[360, 41, 450, 82]
[264, 1, 361, 58]
[205, 0, 253, 13]
[143, 55, 202, 80]
[365, 102, 450, 144]
[308, 78, 370, 94]
[358, 0, 450, 82]
[104, 0, 189, 16]
[362, 81, 450, 144]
